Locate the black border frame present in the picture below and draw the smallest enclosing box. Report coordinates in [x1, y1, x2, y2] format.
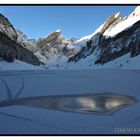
[0, 3, 139, 136]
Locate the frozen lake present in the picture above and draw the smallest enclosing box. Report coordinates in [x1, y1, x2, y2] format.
[0, 70, 140, 134]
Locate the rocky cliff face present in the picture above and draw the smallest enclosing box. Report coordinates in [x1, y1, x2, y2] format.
[0, 13, 17, 41]
[0, 13, 41, 66]
[68, 6, 140, 67]
[0, 31, 41, 65]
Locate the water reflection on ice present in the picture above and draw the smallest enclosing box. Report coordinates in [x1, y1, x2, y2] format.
[55, 93, 137, 114]
[0, 93, 137, 115]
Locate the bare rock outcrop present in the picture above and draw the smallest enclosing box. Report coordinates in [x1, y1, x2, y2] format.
[36, 30, 61, 49]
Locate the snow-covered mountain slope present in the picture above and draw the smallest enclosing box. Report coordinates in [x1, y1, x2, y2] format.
[65, 53, 140, 70]
[75, 6, 140, 46]
[77, 6, 140, 44]
[103, 9, 140, 38]
[75, 12, 122, 48]
[67, 6, 140, 70]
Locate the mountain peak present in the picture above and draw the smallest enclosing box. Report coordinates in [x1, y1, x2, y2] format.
[56, 29, 61, 33]
[114, 12, 121, 18]
[133, 6, 140, 15]
[130, 6, 140, 17]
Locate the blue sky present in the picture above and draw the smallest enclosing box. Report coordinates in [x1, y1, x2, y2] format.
[0, 6, 136, 39]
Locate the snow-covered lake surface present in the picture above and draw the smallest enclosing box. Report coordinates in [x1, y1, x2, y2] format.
[0, 70, 140, 134]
